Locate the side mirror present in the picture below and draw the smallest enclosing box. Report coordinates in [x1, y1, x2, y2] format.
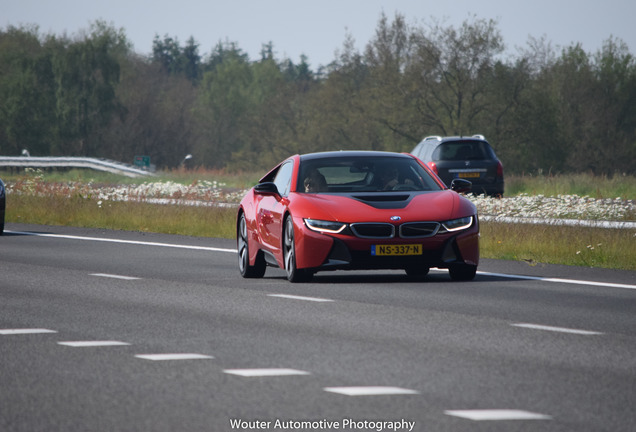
[450, 178, 472, 194]
[254, 182, 280, 196]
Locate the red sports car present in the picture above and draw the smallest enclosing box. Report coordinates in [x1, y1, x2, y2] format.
[237, 151, 479, 282]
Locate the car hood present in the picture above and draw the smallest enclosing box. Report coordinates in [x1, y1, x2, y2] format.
[290, 190, 475, 223]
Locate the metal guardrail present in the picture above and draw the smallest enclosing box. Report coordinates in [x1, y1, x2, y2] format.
[0, 156, 154, 178]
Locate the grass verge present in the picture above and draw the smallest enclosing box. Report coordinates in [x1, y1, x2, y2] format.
[7, 195, 237, 239]
[505, 173, 636, 199]
[480, 222, 635, 270]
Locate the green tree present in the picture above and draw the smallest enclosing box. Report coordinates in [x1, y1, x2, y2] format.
[363, 13, 421, 150]
[407, 17, 504, 136]
[308, 33, 379, 153]
[195, 54, 252, 168]
[100, 56, 197, 168]
[0, 26, 56, 156]
[587, 37, 636, 174]
[552, 44, 597, 172]
[203, 40, 249, 73]
[152, 35, 183, 75]
[182, 37, 201, 83]
[50, 26, 123, 156]
[152, 34, 202, 84]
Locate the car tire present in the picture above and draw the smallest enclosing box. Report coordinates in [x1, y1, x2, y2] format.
[448, 264, 477, 281]
[283, 216, 312, 283]
[238, 213, 266, 278]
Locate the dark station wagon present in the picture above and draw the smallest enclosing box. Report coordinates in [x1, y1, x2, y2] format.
[411, 135, 504, 197]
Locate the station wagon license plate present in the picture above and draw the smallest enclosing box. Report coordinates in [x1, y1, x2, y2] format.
[371, 244, 422, 256]
[458, 172, 480, 178]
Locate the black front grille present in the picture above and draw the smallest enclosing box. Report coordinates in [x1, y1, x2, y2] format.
[399, 222, 440, 238]
[350, 223, 395, 238]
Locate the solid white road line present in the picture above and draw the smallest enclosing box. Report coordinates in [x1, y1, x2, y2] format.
[0, 328, 58, 335]
[134, 353, 214, 361]
[268, 294, 334, 302]
[323, 386, 420, 396]
[223, 368, 311, 377]
[90, 273, 140, 280]
[10, 230, 634, 290]
[511, 323, 603, 335]
[7, 230, 236, 253]
[444, 409, 552, 421]
[58, 341, 131, 347]
[477, 270, 636, 290]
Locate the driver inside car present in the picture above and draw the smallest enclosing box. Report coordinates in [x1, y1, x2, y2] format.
[304, 169, 328, 192]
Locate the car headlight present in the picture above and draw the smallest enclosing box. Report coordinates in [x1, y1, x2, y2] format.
[304, 219, 347, 234]
[440, 216, 473, 233]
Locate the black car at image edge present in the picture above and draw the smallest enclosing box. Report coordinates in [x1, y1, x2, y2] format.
[411, 135, 504, 197]
[0, 178, 5, 234]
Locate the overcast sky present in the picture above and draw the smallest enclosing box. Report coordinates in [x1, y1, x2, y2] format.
[3, 0, 635, 67]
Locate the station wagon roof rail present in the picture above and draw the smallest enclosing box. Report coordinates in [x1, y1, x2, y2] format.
[422, 135, 487, 141]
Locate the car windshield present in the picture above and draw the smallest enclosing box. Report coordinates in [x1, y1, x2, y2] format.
[297, 156, 442, 193]
[433, 141, 495, 161]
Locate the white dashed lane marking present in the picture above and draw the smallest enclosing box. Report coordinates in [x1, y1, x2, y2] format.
[58, 341, 131, 347]
[223, 368, 311, 377]
[90, 273, 140, 280]
[445, 409, 552, 421]
[512, 323, 603, 335]
[323, 386, 420, 396]
[268, 294, 334, 302]
[0, 328, 58, 335]
[134, 354, 214, 361]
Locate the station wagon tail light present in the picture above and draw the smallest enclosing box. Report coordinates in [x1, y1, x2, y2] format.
[304, 219, 347, 234]
[439, 216, 473, 233]
[496, 161, 504, 178]
[427, 161, 438, 175]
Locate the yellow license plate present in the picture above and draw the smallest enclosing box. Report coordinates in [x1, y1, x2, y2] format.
[371, 244, 422, 256]
[459, 172, 480, 178]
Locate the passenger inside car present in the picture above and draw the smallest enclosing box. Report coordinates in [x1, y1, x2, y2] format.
[378, 164, 400, 190]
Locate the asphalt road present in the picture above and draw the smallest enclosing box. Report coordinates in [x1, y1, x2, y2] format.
[1, 223, 635, 432]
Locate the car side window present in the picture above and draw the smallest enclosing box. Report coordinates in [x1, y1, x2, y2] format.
[273, 161, 294, 197]
[432, 144, 444, 161]
[417, 142, 437, 162]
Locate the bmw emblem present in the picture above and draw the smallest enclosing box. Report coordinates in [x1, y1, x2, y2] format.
[390, 216, 401, 221]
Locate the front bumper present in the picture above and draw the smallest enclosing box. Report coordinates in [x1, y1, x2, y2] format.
[294, 217, 479, 272]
